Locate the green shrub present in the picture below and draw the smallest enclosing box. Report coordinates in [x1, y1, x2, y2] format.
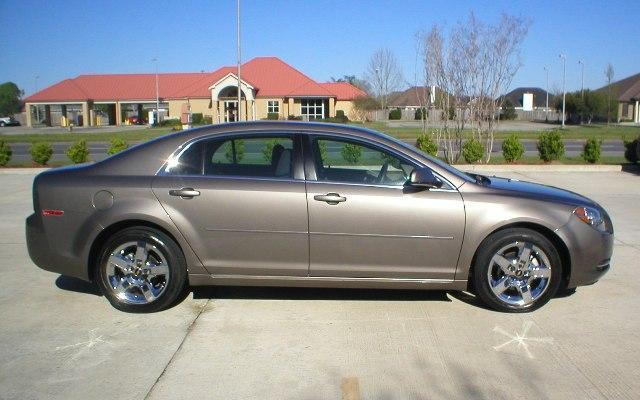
[107, 137, 129, 155]
[341, 143, 362, 164]
[262, 139, 285, 162]
[30, 142, 53, 165]
[462, 139, 484, 163]
[66, 140, 89, 164]
[415, 133, 438, 156]
[266, 112, 279, 120]
[318, 141, 328, 162]
[582, 138, 602, 164]
[537, 130, 565, 162]
[624, 137, 640, 163]
[414, 108, 426, 120]
[500, 99, 517, 120]
[224, 139, 245, 162]
[502, 134, 525, 163]
[158, 118, 180, 127]
[388, 109, 401, 120]
[202, 115, 213, 125]
[0, 140, 12, 166]
[191, 113, 204, 125]
[335, 110, 349, 123]
[287, 115, 302, 121]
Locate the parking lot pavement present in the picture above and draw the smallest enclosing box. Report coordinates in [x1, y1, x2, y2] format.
[0, 169, 639, 400]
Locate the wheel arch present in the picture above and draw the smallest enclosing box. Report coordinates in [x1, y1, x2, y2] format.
[467, 222, 571, 290]
[88, 219, 186, 282]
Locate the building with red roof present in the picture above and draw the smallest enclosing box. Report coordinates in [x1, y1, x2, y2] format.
[23, 57, 367, 127]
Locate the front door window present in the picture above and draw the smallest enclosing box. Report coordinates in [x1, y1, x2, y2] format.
[224, 101, 238, 122]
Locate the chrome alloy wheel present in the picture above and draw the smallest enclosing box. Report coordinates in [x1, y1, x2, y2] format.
[487, 241, 552, 307]
[105, 240, 170, 304]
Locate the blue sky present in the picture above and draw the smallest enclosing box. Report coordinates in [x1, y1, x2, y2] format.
[1, 0, 639, 96]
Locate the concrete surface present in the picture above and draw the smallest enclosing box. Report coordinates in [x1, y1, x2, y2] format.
[0, 170, 639, 399]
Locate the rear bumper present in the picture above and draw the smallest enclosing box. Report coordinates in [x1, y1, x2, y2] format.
[26, 213, 89, 280]
[556, 217, 614, 288]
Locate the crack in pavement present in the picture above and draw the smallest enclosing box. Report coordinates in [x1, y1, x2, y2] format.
[143, 299, 210, 400]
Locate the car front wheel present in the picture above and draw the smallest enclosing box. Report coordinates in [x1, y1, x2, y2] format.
[96, 227, 187, 312]
[473, 228, 562, 312]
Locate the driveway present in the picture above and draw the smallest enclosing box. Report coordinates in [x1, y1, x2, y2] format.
[0, 169, 639, 399]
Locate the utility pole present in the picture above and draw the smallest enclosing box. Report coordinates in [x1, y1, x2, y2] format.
[559, 54, 566, 128]
[153, 58, 159, 125]
[578, 60, 584, 99]
[236, 0, 242, 122]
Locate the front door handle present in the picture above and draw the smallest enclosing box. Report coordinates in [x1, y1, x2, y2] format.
[169, 188, 200, 199]
[314, 193, 346, 205]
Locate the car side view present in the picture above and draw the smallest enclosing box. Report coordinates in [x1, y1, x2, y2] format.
[26, 122, 614, 313]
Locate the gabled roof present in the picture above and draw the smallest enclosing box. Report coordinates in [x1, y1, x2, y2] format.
[597, 72, 640, 102]
[320, 82, 368, 100]
[388, 86, 430, 107]
[24, 57, 365, 102]
[500, 87, 552, 108]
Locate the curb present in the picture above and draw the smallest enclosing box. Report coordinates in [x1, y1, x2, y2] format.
[454, 164, 625, 172]
[0, 168, 49, 174]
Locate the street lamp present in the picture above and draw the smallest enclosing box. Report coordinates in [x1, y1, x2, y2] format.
[559, 54, 566, 128]
[35, 75, 40, 124]
[578, 60, 584, 99]
[543, 66, 549, 112]
[236, 0, 242, 122]
[152, 58, 159, 125]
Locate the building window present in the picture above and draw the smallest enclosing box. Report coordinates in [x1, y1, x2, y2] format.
[301, 99, 324, 119]
[267, 100, 279, 114]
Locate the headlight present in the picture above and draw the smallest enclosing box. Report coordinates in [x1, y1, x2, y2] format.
[573, 206, 608, 232]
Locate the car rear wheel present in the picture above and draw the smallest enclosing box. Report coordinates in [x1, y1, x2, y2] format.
[96, 227, 187, 312]
[473, 228, 562, 312]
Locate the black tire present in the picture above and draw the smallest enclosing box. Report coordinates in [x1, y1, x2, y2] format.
[473, 228, 562, 313]
[96, 227, 188, 313]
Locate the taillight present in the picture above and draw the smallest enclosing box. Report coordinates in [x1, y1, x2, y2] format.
[42, 209, 64, 217]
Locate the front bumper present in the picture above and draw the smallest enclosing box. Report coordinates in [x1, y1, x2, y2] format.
[556, 216, 614, 288]
[26, 213, 89, 280]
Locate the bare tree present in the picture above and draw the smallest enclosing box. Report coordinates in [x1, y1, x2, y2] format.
[421, 13, 530, 163]
[366, 48, 403, 113]
[605, 63, 615, 125]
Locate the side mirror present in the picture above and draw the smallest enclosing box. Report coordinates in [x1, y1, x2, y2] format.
[408, 167, 443, 189]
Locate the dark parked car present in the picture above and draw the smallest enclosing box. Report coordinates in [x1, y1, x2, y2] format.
[26, 122, 613, 312]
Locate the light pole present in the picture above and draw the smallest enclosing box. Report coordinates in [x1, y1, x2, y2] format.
[578, 60, 584, 99]
[236, 0, 242, 122]
[543, 66, 549, 112]
[152, 58, 159, 125]
[559, 54, 566, 128]
[34, 75, 40, 124]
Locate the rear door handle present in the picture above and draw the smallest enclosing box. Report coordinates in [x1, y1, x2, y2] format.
[314, 193, 346, 205]
[169, 188, 200, 199]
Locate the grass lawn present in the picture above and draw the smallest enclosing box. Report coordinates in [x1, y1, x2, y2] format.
[1, 122, 638, 145]
[356, 122, 640, 141]
[0, 127, 174, 144]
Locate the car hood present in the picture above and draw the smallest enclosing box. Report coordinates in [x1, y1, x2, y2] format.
[482, 176, 597, 207]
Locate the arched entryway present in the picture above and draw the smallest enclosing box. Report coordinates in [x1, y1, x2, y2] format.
[209, 73, 256, 123]
[217, 86, 246, 122]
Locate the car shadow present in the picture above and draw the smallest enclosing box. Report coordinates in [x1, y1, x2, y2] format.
[55, 275, 102, 296]
[621, 163, 640, 176]
[192, 285, 452, 302]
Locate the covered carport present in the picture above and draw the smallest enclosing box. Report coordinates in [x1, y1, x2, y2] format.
[25, 101, 91, 127]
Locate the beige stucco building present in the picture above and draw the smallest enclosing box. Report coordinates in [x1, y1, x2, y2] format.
[23, 57, 366, 128]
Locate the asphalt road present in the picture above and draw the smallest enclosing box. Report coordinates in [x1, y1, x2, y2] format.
[6, 139, 627, 164]
[0, 169, 639, 399]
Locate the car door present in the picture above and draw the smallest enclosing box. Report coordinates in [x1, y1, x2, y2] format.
[152, 132, 309, 277]
[305, 135, 465, 280]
